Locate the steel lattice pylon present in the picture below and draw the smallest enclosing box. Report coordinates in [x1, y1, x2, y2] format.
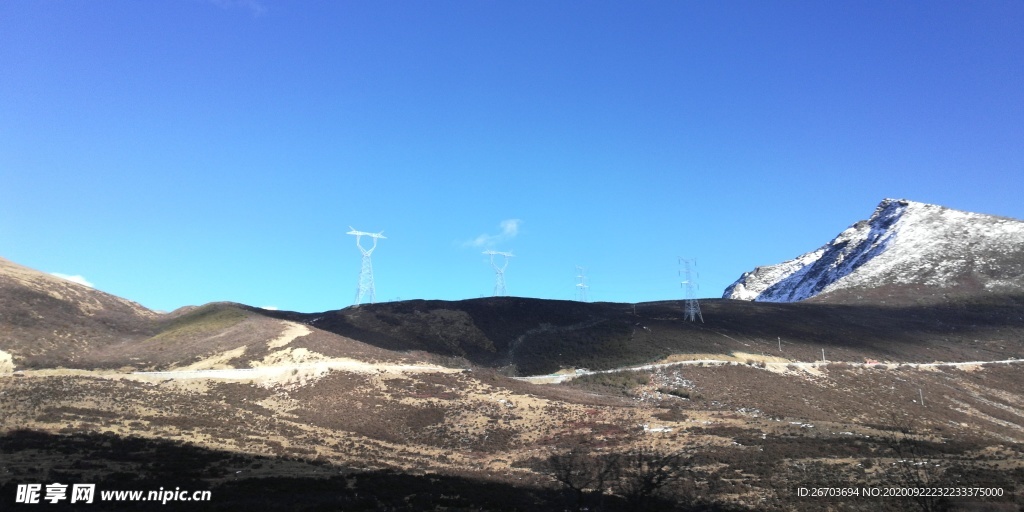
[347, 227, 385, 305]
[679, 257, 704, 323]
[575, 265, 589, 302]
[484, 250, 513, 296]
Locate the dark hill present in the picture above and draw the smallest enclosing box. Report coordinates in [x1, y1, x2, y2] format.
[264, 294, 1024, 376]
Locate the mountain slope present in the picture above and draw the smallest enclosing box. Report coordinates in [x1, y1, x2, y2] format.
[723, 199, 1024, 304]
[0, 256, 158, 367]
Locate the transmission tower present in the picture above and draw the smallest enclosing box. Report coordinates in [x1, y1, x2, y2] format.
[347, 227, 385, 305]
[575, 265, 589, 302]
[484, 250, 513, 296]
[679, 257, 704, 323]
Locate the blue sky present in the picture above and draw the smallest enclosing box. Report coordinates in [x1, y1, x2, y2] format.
[2, 1, 1022, 313]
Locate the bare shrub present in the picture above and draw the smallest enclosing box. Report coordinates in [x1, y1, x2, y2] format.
[873, 412, 952, 512]
[614, 446, 693, 509]
[539, 441, 694, 510]
[540, 441, 617, 510]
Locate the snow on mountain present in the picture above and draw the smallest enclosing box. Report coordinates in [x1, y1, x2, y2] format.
[723, 199, 1024, 302]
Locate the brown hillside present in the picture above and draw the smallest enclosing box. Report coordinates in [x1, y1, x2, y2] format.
[0, 258, 417, 372]
[0, 257, 157, 368]
[265, 295, 1024, 376]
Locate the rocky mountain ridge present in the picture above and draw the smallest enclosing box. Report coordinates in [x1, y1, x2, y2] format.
[723, 199, 1024, 303]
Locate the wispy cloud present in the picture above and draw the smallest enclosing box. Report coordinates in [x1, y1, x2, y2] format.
[50, 273, 94, 288]
[465, 219, 522, 248]
[209, 0, 267, 17]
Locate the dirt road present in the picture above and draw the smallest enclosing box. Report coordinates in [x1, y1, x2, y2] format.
[516, 357, 1024, 384]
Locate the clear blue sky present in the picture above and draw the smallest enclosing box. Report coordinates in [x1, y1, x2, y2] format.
[2, 1, 1022, 313]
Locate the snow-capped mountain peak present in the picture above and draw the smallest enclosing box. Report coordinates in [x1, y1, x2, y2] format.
[723, 199, 1024, 303]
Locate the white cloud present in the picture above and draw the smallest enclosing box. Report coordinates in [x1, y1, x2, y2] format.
[465, 219, 522, 248]
[260, 306, 279, 311]
[50, 273, 94, 288]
